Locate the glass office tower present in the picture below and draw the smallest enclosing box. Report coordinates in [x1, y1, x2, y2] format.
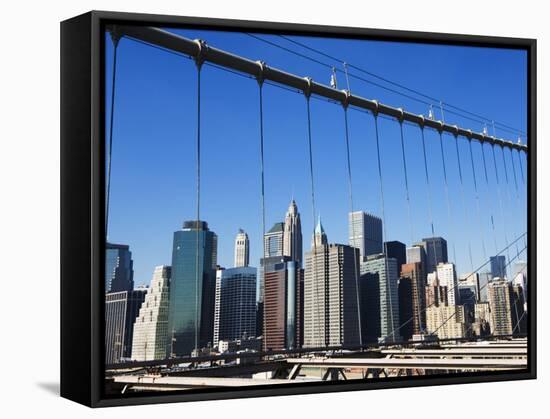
[105, 242, 134, 293]
[167, 220, 218, 356]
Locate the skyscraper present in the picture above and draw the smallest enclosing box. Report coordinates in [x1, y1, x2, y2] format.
[131, 266, 171, 361]
[399, 262, 426, 340]
[167, 220, 218, 356]
[511, 284, 527, 334]
[436, 262, 460, 306]
[213, 266, 257, 347]
[406, 244, 427, 266]
[385, 241, 406, 273]
[490, 255, 507, 279]
[418, 237, 448, 274]
[262, 256, 303, 350]
[304, 242, 361, 348]
[264, 222, 284, 258]
[311, 216, 328, 248]
[105, 242, 134, 293]
[234, 229, 250, 268]
[360, 254, 401, 343]
[259, 222, 285, 306]
[488, 278, 513, 335]
[425, 305, 466, 339]
[105, 289, 146, 364]
[349, 211, 383, 261]
[283, 199, 303, 264]
[458, 272, 480, 302]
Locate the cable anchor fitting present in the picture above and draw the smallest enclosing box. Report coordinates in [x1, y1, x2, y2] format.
[397, 108, 405, 124]
[109, 25, 121, 48]
[342, 89, 351, 109]
[194, 39, 208, 70]
[303, 77, 313, 100]
[372, 100, 379, 117]
[256, 60, 267, 87]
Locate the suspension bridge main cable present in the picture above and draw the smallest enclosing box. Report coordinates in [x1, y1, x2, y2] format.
[383, 230, 526, 342]
[342, 95, 363, 346]
[451, 245, 527, 339]
[272, 33, 527, 138]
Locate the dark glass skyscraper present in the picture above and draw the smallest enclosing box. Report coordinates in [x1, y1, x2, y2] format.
[105, 289, 146, 364]
[490, 255, 507, 279]
[418, 237, 448, 274]
[167, 220, 218, 356]
[105, 242, 134, 293]
[385, 241, 406, 273]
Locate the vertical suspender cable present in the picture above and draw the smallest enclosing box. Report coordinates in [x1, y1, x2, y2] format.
[509, 147, 527, 250]
[518, 150, 526, 185]
[419, 125, 437, 332]
[193, 42, 205, 355]
[468, 139, 488, 264]
[342, 101, 363, 347]
[373, 113, 397, 342]
[438, 130, 458, 266]
[398, 118, 415, 245]
[453, 134, 474, 272]
[505, 146, 527, 333]
[491, 144, 512, 276]
[256, 63, 267, 348]
[105, 33, 120, 238]
[481, 143, 499, 254]
[500, 146, 521, 261]
[304, 80, 323, 347]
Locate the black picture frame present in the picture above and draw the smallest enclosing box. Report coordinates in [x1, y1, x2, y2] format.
[60, 10, 537, 408]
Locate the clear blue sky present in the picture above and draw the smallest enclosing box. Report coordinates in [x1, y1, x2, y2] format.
[104, 27, 527, 287]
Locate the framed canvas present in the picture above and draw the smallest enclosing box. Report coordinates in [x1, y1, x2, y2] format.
[60, 10, 536, 407]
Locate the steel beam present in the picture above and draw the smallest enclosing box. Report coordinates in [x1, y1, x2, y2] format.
[285, 357, 527, 371]
[107, 24, 528, 153]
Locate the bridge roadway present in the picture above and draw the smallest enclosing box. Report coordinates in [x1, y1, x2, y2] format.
[107, 339, 528, 392]
[285, 356, 527, 371]
[380, 347, 527, 357]
[105, 335, 527, 371]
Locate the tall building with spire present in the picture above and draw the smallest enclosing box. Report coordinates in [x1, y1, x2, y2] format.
[283, 199, 303, 265]
[311, 216, 328, 249]
[303, 222, 361, 348]
[234, 229, 250, 268]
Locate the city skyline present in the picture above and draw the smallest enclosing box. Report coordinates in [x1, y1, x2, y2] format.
[104, 28, 528, 288]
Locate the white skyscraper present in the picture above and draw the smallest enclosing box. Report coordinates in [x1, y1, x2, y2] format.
[349, 211, 382, 261]
[436, 263, 459, 306]
[303, 240, 361, 348]
[234, 229, 250, 268]
[131, 265, 171, 361]
[283, 199, 303, 264]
